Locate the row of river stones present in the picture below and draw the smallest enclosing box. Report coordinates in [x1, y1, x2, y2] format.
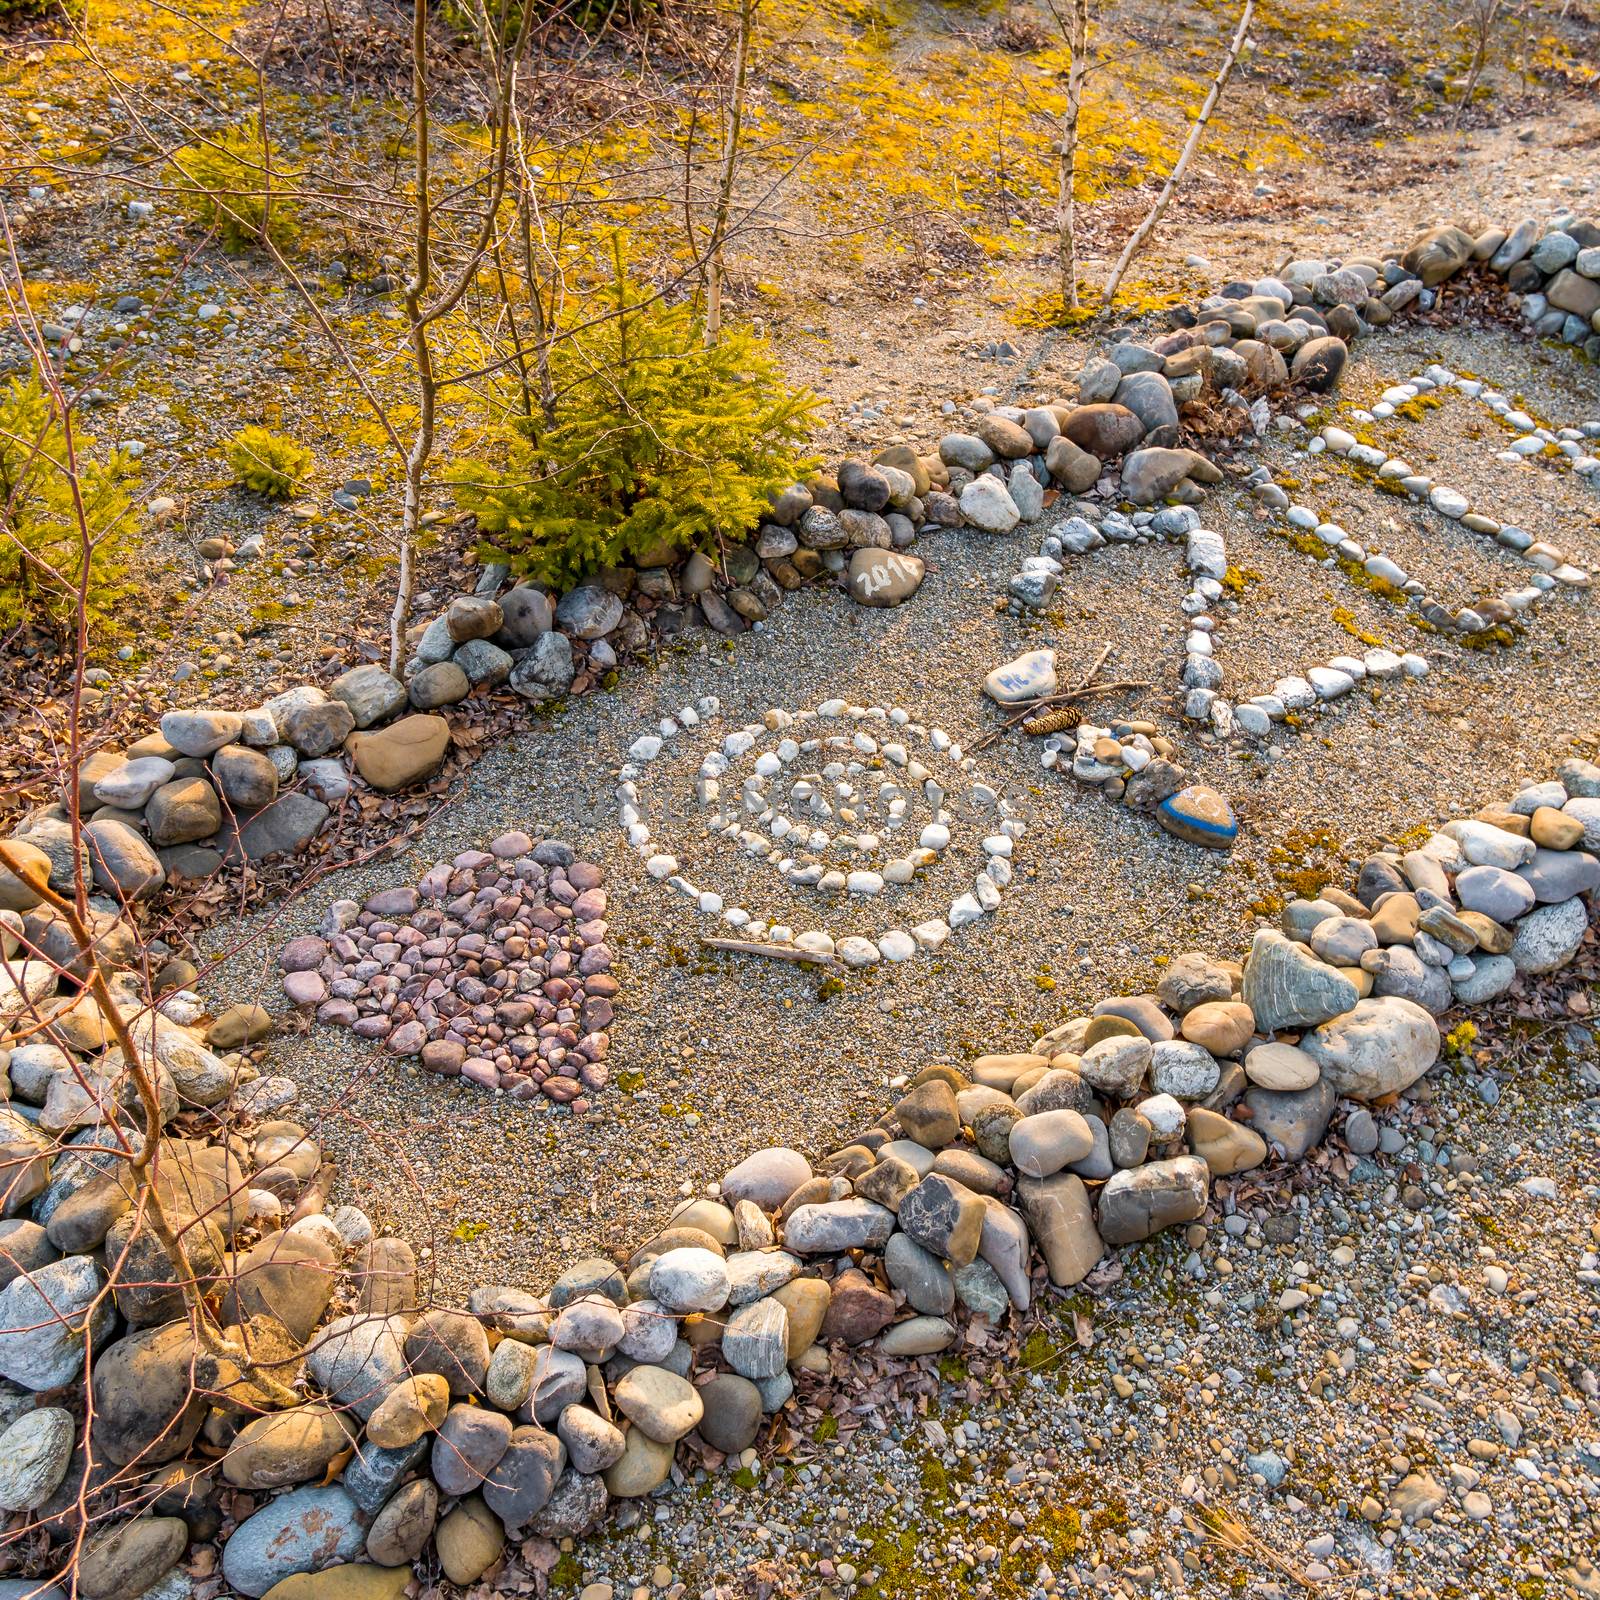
[1336, 364, 1599, 483]
[1169, 508, 1432, 741]
[1002, 489, 1438, 762]
[278, 833, 614, 1107]
[827, 218, 1600, 618]
[2, 688, 455, 909]
[1492, 211, 1600, 357]
[1, 764, 1596, 1596]
[51, 217, 1600, 912]
[351, 206, 1472, 652]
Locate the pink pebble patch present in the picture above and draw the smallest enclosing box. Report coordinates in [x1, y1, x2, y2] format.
[277, 836, 615, 1109]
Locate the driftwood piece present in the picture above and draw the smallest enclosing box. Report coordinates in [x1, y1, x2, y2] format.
[1101, 0, 1255, 304]
[701, 937, 838, 969]
[966, 640, 1145, 752]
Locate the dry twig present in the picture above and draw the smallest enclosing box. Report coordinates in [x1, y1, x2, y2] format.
[700, 936, 839, 969]
[972, 641, 1146, 752]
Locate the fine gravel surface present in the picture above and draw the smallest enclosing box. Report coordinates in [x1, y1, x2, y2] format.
[208, 323, 1600, 1313]
[538, 1018, 1600, 1600]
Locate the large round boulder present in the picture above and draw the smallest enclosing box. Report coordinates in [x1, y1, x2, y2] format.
[1300, 996, 1439, 1099]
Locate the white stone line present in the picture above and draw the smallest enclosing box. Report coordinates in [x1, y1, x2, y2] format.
[1363, 366, 1600, 478]
[1249, 432, 1584, 642]
[1315, 367, 1593, 604]
[1337, 360, 1597, 504]
[1234, 647, 1428, 736]
[616, 698, 1024, 967]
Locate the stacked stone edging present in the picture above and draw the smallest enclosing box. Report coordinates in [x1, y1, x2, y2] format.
[2, 757, 1597, 1593]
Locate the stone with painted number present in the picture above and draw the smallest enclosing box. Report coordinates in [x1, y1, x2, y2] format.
[848, 549, 925, 608]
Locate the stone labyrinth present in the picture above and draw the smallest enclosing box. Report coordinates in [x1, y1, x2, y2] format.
[617, 697, 1023, 966]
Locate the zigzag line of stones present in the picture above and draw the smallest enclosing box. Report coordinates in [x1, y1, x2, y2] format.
[1000, 225, 1598, 754]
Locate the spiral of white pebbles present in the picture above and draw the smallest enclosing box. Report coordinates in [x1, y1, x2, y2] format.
[615, 697, 1021, 965]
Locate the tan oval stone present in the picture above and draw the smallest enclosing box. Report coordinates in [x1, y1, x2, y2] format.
[772, 1277, 830, 1357]
[223, 1401, 352, 1489]
[265, 1565, 412, 1599]
[1369, 893, 1420, 944]
[968, 1053, 1050, 1092]
[1187, 1107, 1268, 1175]
[1530, 805, 1583, 851]
[603, 1425, 675, 1497]
[366, 1372, 450, 1449]
[1458, 910, 1513, 955]
[613, 1365, 703, 1443]
[1180, 1000, 1255, 1056]
[1242, 1041, 1320, 1092]
[435, 1494, 504, 1586]
[667, 1198, 738, 1246]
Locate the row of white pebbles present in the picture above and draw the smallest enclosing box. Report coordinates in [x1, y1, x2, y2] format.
[618, 699, 1022, 965]
[1009, 360, 1594, 748]
[1167, 508, 1432, 741]
[1368, 365, 1600, 478]
[1002, 502, 1435, 766]
[1065, 507, 1430, 746]
[1254, 366, 1593, 634]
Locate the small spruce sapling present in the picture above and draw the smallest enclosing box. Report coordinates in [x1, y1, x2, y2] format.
[171, 117, 299, 252]
[0, 373, 136, 643]
[448, 234, 816, 588]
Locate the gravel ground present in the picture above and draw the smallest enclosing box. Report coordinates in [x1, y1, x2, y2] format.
[184, 296, 1600, 1595]
[207, 311, 1600, 1304]
[13, 17, 1599, 1592]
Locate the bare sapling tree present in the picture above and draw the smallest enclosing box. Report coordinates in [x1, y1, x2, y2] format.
[704, 0, 759, 344]
[386, 0, 538, 673]
[66, 0, 560, 673]
[0, 294, 460, 1592]
[1450, 0, 1507, 137]
[0, 276, 296, 1396]
[1045, 0, 1094, 310]
[1102, 0, 1255, 305]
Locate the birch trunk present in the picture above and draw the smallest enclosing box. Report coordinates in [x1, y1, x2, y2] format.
[390, 0, 435, 675]
[1102, 0, 1254, 306]
[1056, 0, 1090, 310]
[705, 0, 755, 346]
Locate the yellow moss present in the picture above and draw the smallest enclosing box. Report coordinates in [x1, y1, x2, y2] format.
[1387, 392, 1446, 422]
[1331, 605, 1384, 647]
[1457, 624, 1518, 650]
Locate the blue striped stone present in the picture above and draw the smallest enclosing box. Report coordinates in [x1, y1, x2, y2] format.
[1157, 786, 1238, 851]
